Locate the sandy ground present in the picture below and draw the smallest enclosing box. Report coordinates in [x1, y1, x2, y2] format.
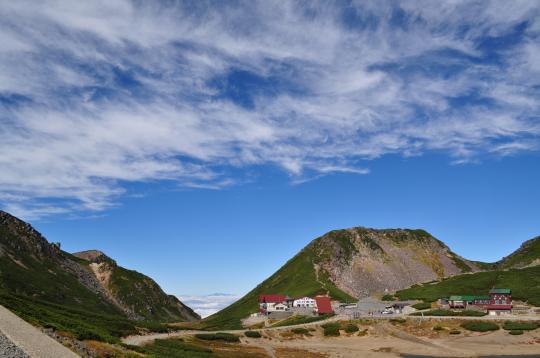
[124, 316, 540, 357]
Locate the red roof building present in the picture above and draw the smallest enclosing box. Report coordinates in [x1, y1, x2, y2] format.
[259, 294, 286, 303]
[315, 295, 333, 315]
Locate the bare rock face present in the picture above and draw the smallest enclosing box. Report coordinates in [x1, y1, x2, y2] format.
[310, 227, 479, 297]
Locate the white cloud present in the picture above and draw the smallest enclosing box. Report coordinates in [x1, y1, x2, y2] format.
[0, 1, 539, 219]
[177, 293, 241, 318]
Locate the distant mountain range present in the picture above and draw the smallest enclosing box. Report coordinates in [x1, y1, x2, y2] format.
[0, 210, 198, 342]
[203, 227, 540, 330]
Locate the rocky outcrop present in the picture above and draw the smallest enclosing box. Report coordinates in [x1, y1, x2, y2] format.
[73, 250, 200, 322]
[309, 227, 479, 297]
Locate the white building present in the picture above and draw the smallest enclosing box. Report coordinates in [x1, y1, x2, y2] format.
[293, 296, 316, 308]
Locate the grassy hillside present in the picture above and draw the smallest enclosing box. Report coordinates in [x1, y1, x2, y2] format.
[396, 265, 540, 306]
[498, 236, 540, 269]
[0, 211, 195, 342]
[201, 243, 355, 330]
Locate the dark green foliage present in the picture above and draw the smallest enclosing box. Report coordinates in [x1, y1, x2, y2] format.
[389, 318, 406, 324]
[397, 266, 540, 306]
[271, 314, 333, 327]
[244, 330, 261, 338]
[460, 321, 499, 332]
[509, 330, 523, 335]
[0, 294, 137, 343]
[321, 322, 340, 336]
[291, 327, 309, 335]
[201, 242, 353, 330]
[502, 321, 538, 331]
[133, 338, 214, 358]
[412, 302, 431, 310]
[195, 333, 240, 343]
[345, 323, 359, 333]
[381, 295, 395, 301]
[411, 309, 485, 317]
[449, 329, 461, 335]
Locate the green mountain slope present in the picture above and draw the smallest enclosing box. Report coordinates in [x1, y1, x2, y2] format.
[497, 236, 540, 269]
[0, 211, 198, 342]
[73, 250, 199, 322]
[201, 242, 354, 330]
[396, 265, 540, 306]
[202, 227, 476, 330]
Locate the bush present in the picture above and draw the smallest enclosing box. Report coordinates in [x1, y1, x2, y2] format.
[389, 318, 406, 324]
[345, 323, 359, 333]
[195, 333, 240, 343]
[502, 321, 538, 331]
[460, 321, 499, 332]
[381, 295, 395, 301]
[449, 329, 461, 335]
[509, 330, 523, 335]
[433, 325, 445, 331]
[412, 302, 432, 310]
[244, 331, 261, 338]
[291, 328, 309, 335]
[321, 323, 340, 336]
[411, 309, 485, 317]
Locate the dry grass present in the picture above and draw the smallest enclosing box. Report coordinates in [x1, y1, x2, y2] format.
[275, 347, 328, 358]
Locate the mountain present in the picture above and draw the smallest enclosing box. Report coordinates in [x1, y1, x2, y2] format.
[72, 249, 199, 322]
[396, 235, 540, 305]
[202, 227, 480, 330]
[0, 210, 199, 341]
[397, 265, 540, 306]
[497, 236, 540, 269]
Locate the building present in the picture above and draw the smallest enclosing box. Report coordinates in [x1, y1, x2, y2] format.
[486, 288, 512, 316]
[259, 294, 286, 314]
[258, 294, 293, 314]
[448, 295, 491, 309]
[314, 295, 333, 315]
[293, 296, 316, 308]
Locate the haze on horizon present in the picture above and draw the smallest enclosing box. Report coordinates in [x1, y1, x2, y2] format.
[1, 1, 539, 316]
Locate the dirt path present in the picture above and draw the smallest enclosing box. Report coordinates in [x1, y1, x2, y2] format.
[122, 315, 342, 346]
[0, 305, 79, 358]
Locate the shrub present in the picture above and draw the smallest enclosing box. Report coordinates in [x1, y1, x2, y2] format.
[411, 309, 485, 317]
[502, 321, 538, 331]
[449, 329, 461, 335]
[412, 302, 432, 310]
[433, 325, 445, 331]
[195, 333, 240, 343]
[460, 321, 499, 332]
[381, 295, 395, 301]
[244, 331, 261, 338]
[321, 323, 340, 337]
[389, 318, 406, 324]
[291, 328, 309, 335]
[509, 330, 523, 335]
[345, 323, 359, 333]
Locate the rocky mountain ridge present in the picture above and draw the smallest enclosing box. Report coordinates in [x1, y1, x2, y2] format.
[202, 226, 481, 329]
[0, 210, 199, 322]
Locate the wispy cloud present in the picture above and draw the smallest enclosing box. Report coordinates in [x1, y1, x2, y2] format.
[1, 1, 539, 219]
[177, 293, 240, 318]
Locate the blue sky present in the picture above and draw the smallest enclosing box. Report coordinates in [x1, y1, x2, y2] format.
[1, 1, 540, 315]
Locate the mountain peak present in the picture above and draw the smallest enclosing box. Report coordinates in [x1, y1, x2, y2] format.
[73, 250, 115, 265]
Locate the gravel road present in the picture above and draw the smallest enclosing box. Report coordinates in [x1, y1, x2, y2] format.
[0, 331, 30, 358]
[0, 305, 79, 358]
